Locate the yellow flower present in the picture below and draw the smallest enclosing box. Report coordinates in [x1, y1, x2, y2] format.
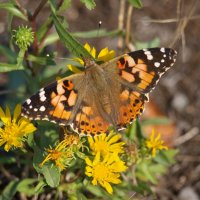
[0, 104, 36, 152]
[40, 134, 80, 171]
[85, 152, 127, 194]
[68, 43, 115, 73]
[88, 132, 125, 156]
[146, 129, 168, 157]
[63, 132, 80, 146]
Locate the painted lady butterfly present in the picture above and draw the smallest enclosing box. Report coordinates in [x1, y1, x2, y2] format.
[22, 48, 177, 135]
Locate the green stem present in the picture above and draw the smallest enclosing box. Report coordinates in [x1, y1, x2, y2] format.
[16, 49, 25, 69]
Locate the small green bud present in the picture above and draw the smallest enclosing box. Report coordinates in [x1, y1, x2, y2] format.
[13, 26, 34, 50]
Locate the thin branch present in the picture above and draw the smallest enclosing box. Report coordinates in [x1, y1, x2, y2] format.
[174, 127, 199, 146]
[15, 0, 28, 17]
[117, 0, 126, 50]
[125, 5, 135, 52]
[170, 0, 198, 48]
[139, 15, 200, 24]
[177, 155, 200, 162]
[0, 165, 17, 180]
[177, 0, 182, 19]
[30, 0, 48, 21]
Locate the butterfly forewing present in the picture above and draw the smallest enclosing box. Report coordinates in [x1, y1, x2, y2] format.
[115, 48, 177, 93]
[22, 74, 83, 125]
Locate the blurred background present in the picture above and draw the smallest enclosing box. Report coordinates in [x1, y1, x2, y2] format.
[0, 0, 200, 199]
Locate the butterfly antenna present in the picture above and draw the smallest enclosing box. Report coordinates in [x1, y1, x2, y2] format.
[97, 20, 102, 38]
[46, 54, 72, 62]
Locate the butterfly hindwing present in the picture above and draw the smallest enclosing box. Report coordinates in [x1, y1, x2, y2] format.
[117, 86, 147, 128]
[71, 104, 110, 135]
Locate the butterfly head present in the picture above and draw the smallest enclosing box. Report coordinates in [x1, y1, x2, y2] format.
[83, 57, 98, 69]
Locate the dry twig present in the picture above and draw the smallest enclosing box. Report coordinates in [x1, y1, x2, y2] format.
[117, 0, 126, 50]
[174, 127, 199, 146]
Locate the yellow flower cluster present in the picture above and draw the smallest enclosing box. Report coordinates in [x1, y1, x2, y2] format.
[85, 132, 127, 194]
[40, 134, 81, 171]
[146, 129, 168, 157]
[68, 43, 115, 73]
[0, 105, 36, 151]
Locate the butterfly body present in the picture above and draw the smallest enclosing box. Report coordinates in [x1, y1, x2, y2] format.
[22, 48, 177, 135]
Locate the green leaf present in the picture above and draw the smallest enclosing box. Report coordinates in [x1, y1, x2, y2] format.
[0, 62, 24, 72]
[0, 45, 16, 63]
[0, 154, 16, 164]
[42, 165, 61, 187]
[132, 181, 152, 194]
[136, 161, 157, 184]
[142, 117, 171, 126]
[0, 180, 19, 200]
[17, 179, 38, 196]
[155, 149, 178, 166]
[86, 184, 105, 197]
[80, 0, 96, 10]
[128, 119, 144, 143]
[128, 0, 143, 9]
[42, 29, 122, 47]
[49, 6, 94, 60]
[34, 180, 46, 194]
[72, 29, 122, 38]
[135, 38, 160, 49]
[57, 0, 71, 13]
[0, 3, 27, 20]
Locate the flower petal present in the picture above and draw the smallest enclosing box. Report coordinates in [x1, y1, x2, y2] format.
[107, 134, 121, 145]
[67, 64, 82, 73]
[91, 47, 96, 58]
[85, 157, 93, 166]
[5, 106, 11, 120]
[13, 104, 21, 123]
[98, 48, 115, 62]
[84, 43, 91, 52]
[0, 106, 8, 124]
[103, 181, 113, 194]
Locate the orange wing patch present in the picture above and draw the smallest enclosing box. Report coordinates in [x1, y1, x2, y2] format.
[72, 106, 110, 135]
[49, 79, 77, 121]
[118, 55, 154, 91]
[117, 89, 145, 127]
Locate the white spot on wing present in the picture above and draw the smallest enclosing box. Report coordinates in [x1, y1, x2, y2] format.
[160, 48, 165, 53]
[43, 117, 49, 120]
[40, 95, 46, 102]
[144, 51, 151, 55]
[34, 108, 38, 112]
[39, 91, 45, 97]
[26, 99, 31, 105]
[154, 62, 160, 67]
[161, 59, 165, 63]
[39, 106, 46, 111]
[147, 55, 153, 60]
